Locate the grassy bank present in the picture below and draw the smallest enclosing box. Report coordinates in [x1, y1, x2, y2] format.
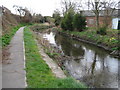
[1, 24, 24, 48]
[24, 27, 87, 88]
[57, 28, 119, 51]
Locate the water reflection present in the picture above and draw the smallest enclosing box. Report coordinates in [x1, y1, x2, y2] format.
[43, 32, 56, 45]
[55, 34, 85, 58]
[42, 31, 119, 88]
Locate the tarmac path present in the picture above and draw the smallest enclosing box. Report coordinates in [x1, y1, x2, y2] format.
[2, 27, 27, 88]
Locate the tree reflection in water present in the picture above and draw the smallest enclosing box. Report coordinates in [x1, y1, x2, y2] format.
[55, 33, 85, 58]
[42, 31, 119, 88]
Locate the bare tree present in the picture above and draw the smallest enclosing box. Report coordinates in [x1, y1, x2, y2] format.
[101, 0, 119, 27]
[13, 5, 33, 23]
[86, 0, 103, 29]
[32, 13, 44, 23]
[61, 0, 76, 16]
[85, 0, 119, 29]
[13, 5, 25, 17]
[22, 8, 32, 23]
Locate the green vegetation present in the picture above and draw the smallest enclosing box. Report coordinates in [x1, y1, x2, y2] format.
[1, 24, 24, 48]
[24, 27, 87, 88]
[73, 13, 86, 31]
[61, 9, 74, 31]
[44, 16, 55, 24]
[46, 52, 59, 58]
[53, 9, 61, 26]
[57, 28, 119, 51]
[61, 10, 86, 32]
[97, 26, 107, 35]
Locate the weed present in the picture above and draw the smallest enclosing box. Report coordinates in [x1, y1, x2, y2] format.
[46, 52, 59, 58]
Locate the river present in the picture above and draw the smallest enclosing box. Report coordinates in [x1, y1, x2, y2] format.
[41, 30, 119, 88]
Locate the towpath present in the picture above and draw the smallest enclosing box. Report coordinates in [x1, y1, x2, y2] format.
[2, 27, 27, 88]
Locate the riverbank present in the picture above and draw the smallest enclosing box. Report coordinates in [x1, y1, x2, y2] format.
[24, 26, 87, 88]
[33, 27, 119, 88]
[55, 27, 120, 58]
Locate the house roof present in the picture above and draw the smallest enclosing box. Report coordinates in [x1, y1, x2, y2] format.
[82, 9, 119, 17]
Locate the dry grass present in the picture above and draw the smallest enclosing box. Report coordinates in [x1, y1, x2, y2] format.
[2, 7, 19, 35]
[2, 46, 10, 64]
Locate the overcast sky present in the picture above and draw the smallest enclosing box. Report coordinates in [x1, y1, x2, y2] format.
[0, 0, 62, 16]
[0, 0, 118, 16]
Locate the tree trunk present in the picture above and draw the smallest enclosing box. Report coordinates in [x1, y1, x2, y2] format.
[95, 2, 99, 30]
[96, 13, 99, 29]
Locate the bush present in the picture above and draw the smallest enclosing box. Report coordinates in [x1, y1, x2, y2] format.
[73, 13, 86, 32]
[54, 16, 61, 26]
[65, 12, 74, 31]
[61, 10, 74, 31]
[61, 17, 67, 30]
[61, 11, 87, 32]
[44, 16, 54, 24]
[53, 10, 61, 26]
[97, 26, 107, 35]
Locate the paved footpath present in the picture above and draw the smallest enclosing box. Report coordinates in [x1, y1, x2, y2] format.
[2, 27, 27, 88]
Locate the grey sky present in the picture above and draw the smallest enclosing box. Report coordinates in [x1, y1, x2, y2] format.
[0, 0, 61, 16]
[0, 0, 118, 16]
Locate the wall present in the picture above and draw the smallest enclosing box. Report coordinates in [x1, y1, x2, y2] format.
[86, 16, 112, 28]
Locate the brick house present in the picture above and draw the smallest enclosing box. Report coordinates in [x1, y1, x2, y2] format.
[81, 10, 119, 29]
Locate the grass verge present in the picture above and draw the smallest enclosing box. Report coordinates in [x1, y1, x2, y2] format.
[24, 27, 87, 88]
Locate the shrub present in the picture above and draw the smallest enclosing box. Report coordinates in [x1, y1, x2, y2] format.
[61, 9, 74, 31]
[73, 13, 86, 32]
[53, 10, 61, 26]
[54, 17, 61, 26]
[97, 26, 107, 35]
[61, 19, 66, 30]
[64, 12, 74, 31]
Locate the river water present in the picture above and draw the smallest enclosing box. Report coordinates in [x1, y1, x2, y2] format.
[42, 31, 119, 88]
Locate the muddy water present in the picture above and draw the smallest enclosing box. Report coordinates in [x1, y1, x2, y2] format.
[42, 31, 119, 88]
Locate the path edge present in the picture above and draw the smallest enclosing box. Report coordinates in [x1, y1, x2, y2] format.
[23, 27, 27, 87]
